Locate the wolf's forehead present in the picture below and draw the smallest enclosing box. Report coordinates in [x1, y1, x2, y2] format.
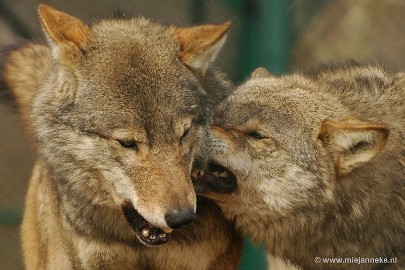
[88, 18, 177, 62]
[219, 87, 325, 131]
[83, 41, 178, 79]
[72, 73, 202, 135]
[69, 18, 205, 135]
[76, 39, 201, 109]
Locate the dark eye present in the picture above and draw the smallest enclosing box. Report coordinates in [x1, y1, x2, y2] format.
[118, 140, 138, 150]
[247, 131, 267, 140]
[180, 127, 191, 143]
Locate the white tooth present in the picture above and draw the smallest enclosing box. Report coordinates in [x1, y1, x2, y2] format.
[219, 171, 228, 177]
[142, 228, 150, 237]
[149, 235, 156, 240]
[159, 233, 167, 238]
[192, 170, 204, 178]
[212, 171, 220, 177]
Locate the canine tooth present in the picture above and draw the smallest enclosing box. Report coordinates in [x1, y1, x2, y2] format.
[219, 171, 228, 177]
[141, 228, 150, 237]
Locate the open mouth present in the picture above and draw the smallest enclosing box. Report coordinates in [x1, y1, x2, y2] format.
[191, 162, 237, 193]
[122, 202, 171, 246]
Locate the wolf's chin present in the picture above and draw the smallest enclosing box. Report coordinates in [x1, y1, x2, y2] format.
[121, 202, 171, 246]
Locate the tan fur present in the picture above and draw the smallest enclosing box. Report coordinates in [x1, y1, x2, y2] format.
[172, 22, 231, 76]
[22, 162, 241, 270]
[1, 5, 241, 269]
[199, 64, 405, 269]
[38, 5, 90, 50]
[3, 43, 51, 130]
[319, 118, 390, 176]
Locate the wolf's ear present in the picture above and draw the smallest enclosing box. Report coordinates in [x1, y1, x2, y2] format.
[319, 118, 389, 176]
[250, 67, 274, 79]
[172, 22, 231, 76]
[38, 4, 90, 52]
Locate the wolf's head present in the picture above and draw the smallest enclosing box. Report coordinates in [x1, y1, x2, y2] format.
[33, 5, 231, 246]
[194, 67, 390, 233]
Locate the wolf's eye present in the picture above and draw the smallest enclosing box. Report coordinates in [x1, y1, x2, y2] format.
[118, 140, 138, 150]
[247, 131, 267, 140]
[180, 127, 191, 143]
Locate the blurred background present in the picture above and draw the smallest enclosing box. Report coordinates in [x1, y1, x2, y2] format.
[0, 0, 404, 269]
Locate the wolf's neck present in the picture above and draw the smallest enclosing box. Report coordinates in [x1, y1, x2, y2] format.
[237, 208, 350, 268]
[248, 192, 400, 269]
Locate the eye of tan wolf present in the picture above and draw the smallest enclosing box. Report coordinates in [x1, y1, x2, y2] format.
[180, 127, 191, 143]
[247, 131, 267, 140]
[118, 140, 138, 150]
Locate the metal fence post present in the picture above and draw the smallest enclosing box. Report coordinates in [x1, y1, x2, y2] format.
[223, 0, 291, 269]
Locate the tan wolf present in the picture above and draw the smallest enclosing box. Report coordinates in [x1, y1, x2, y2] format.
[193, 64, 405, 269]
[0, 5, 242, 269]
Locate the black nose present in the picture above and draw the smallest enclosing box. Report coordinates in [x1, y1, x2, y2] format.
[165, 207, 196, 229]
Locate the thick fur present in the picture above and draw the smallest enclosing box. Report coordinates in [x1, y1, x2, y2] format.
[1, 5, 242, 270]
[201, 64, 405, 269]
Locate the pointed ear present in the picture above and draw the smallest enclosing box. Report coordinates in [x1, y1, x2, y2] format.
[250, 67, 274, 79]
[171, 22, 231, 76]
[318, 118, 389, 176]
[38, 4, 90, 51]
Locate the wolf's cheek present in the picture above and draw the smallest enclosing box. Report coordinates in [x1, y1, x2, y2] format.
[255, 159, 322, 214]
[97, 168, 136, 207]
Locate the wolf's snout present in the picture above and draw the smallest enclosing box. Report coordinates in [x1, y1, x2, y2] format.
[165, 207, 196, 229]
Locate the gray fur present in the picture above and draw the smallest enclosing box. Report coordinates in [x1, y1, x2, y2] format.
[202, 64, 405, 270]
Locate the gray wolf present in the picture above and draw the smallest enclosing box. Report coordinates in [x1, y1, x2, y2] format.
[193, 64, 405, 269]
[1, 5, 242, 269]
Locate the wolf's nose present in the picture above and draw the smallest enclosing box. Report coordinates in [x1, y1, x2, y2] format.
[165, 207, 196, 229]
